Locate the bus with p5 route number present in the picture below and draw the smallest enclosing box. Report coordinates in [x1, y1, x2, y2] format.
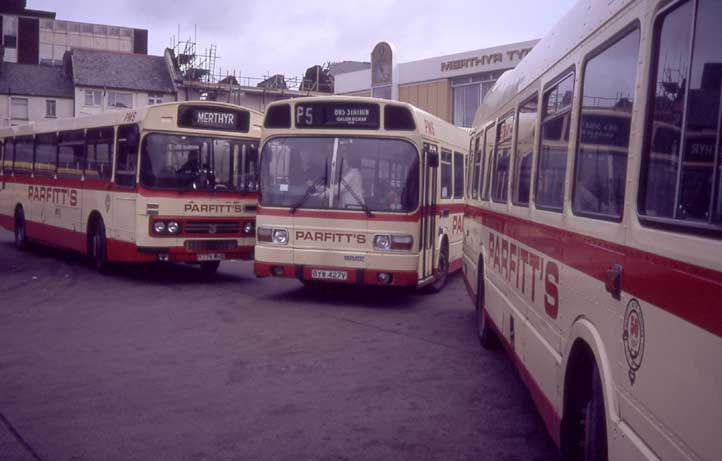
[255, 96, 469, 291]
[0, 101, 262, 273]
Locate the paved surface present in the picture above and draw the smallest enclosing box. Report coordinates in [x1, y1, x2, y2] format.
[0, 229, 556, 461]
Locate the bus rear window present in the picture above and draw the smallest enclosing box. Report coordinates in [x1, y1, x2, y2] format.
[639, 0, 722, 233]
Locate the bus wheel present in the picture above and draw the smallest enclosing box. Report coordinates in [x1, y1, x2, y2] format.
[14, 208, 28, 250]
[476, 265, 496, 349]
[563, 358, 608, 461]
[200, 261, 221, 275]
[428, 242, 449, 293]
[91, 219, 110, 273]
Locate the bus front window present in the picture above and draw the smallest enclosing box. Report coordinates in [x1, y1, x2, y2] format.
[260, 137, 419, 213]
[141, 133, 258, 193]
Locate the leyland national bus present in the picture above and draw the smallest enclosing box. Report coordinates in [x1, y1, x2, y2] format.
[254, 96, 469, 291]
[462, 0, 722, 459]
[0, 101, 261, 273]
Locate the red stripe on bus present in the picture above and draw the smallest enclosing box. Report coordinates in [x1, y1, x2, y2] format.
[0, 213, 12, 231]
[465, 205, 722, 339]
[0, 176, 257, 198]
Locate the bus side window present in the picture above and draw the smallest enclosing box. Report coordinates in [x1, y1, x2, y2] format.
[3, 140, 14, 175]
[453, 151, 465, 199]
[481, 124, 495, 201]
[440, 149, 452, 199]
[639, 0, 722, 229]
[86, 127, 113, 182]
[58, 130, 86, 180]
[0, 141, 4, 175]
[512, 95, 538, 206]
[13, 136, 34, 177]
[492, 112, 514, 203]
[34, 132, 58, 178]
[116, 124, 139, 187]
[536, 72, 575, 211]
[472, 137, 481, 200]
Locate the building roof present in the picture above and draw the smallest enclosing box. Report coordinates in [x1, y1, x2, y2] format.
[69, 49, 175, 94]
[0, 62, 73, 98]
[328, 61, 370, 76]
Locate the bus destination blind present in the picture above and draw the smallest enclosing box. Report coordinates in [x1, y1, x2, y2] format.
[177, 105, 250, 132]
[295, 102, 380, 129]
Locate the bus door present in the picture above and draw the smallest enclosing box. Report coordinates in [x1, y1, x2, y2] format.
[111, 125, 140, 243]
[420, 143, 439, 281]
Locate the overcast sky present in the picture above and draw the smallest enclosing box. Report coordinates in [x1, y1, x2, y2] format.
[30, 0, 575, 83]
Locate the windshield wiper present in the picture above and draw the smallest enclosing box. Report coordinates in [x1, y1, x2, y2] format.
[290, 160, 328, 213]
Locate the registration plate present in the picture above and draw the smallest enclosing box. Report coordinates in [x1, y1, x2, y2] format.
[197, 253, 226, 261]
[311, 269, 348, 281]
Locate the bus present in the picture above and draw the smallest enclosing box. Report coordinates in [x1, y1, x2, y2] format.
[462, 0, 722, 459]
[255, 96, 469, 291]
[0, 101, 262, 274]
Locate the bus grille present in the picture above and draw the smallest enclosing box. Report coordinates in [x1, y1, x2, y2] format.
[184, 240, 238, 251]
[184, 221, 240, 235]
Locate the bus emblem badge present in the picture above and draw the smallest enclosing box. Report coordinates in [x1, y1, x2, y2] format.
[623, 299, 645, 385]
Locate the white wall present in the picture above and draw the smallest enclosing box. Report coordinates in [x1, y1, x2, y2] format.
[74, 87, 176, 117]
[0, 95, 73, 127]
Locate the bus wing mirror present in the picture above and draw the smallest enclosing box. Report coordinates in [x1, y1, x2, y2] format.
[427, 152, 439, 168]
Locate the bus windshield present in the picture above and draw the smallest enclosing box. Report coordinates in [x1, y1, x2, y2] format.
[140, 133, 258, 193]
[260, 136, 419, 213]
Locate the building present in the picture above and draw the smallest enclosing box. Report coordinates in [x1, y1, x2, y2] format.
[67, 48, 176, 117]
[334, 40, 540, 127]
[0, 61, 74, 126]
[1, 1, 147, 66]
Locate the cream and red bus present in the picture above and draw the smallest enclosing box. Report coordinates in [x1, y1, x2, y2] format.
[254, 96, 468, 290]
[0, 101, 261, 273]
[462, 0, 721, 459]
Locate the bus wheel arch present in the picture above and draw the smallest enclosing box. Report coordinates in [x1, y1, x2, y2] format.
[561, 322, 613, 461]
[86, 211, 110, 273]
[13, 204, 28, 250]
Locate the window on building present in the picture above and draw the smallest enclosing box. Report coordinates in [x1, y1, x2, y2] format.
[440, 149, 452, 199]
[639, 0, 722, 231]
[10, 98, 28, 120]
[451, 73, 502, 128]
[3, 16, 18, 49]
[116, 124, 139, 187]
[372, 86, 392, 100]
[108, 92, 133, 108]
[454, 151, 465, 199]
[491, 113, 514, 202]
[512, 95, 538, 206]
[148, 93, 163, 105]
[573, 28, 640, 220]
[45, 100, 57, 118]
[34, 133, 58, 178]
[536, 72, 575, 211]
[84, 90, 102, 107]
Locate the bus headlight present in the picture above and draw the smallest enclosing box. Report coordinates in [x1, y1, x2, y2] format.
[272, 228, 289, 245]
[373, 234, 391, 251]
[243, 221, 255, 235]
[374, 234, 413, 251]
[153, 221, 166, 234]
[167, 221, 181, 234]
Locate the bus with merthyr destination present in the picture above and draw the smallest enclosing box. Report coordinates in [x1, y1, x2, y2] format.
[0, 101, 261, 274]
[254, 96, 469, 291]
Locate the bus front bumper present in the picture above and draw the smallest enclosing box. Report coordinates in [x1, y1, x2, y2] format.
[254, 261, 418, 287]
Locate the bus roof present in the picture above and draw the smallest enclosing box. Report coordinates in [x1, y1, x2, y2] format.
[472, 0, 635, 127]
[0, 100, 264, 139]
[264, 95, 469, 150]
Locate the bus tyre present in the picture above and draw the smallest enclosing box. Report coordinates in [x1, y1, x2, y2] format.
[582, 365, 608, 461]
[476, 266, 496, 349]
[200, 261, 221, 275]
[92, 219, 110, 274]
[14, 208, 28, 251]
[428, 242, 449, 293]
